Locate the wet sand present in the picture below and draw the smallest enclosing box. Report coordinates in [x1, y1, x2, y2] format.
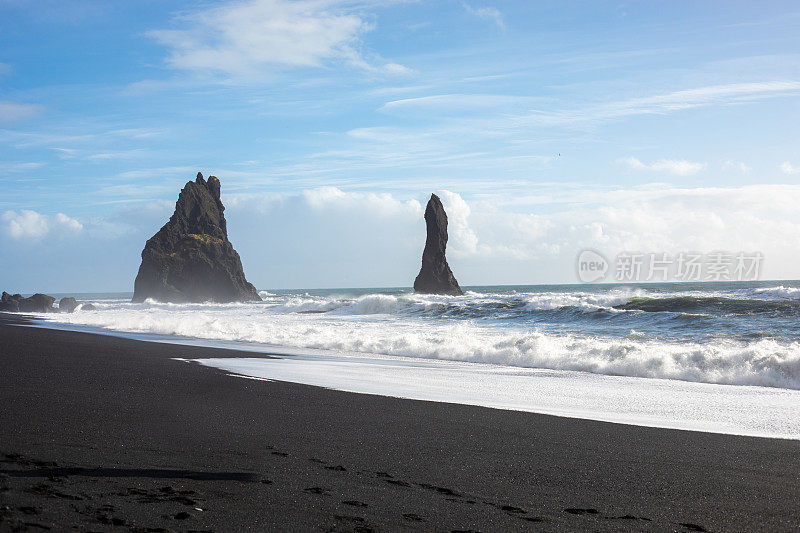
[1, 313, 798, 532]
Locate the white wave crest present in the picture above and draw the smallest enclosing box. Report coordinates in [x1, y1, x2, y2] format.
[44, 304, 800, 389]
[748, 286, 800, 300]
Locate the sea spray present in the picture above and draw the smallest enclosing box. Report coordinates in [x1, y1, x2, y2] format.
[37, 282, 800, 389]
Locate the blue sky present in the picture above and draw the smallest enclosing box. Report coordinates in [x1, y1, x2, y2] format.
[1, 0, 800, 292]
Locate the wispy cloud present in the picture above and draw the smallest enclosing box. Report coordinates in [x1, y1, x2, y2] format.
[782, 161, 800, 174]
[147, 0, 408, 78]
[527, 81, 800, 126]
[462, 3, 504, 30]
[723, 160, 751, 173]
[0, 101, 42, 122]
[86, 149, 149, 162]
[620, 157, 706, 176]
[0, 161, 45, 173]
[375, 81, 800, 132]
[380, 93, 540, 112]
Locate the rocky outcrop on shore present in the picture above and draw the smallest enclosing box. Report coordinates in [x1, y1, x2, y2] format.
[0, 292, 56, 313]
[0, 293, 93, 313]
[132, 172, 260, 303]
[413, 194, 463, 296]
[59, 297, 79, 313]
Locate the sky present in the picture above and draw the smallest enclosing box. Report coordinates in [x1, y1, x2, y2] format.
[1, 0, 800, 292]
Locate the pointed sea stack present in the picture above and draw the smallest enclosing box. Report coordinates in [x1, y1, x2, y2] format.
[132, 172, 260, 303]
[413, 193, 463, 296]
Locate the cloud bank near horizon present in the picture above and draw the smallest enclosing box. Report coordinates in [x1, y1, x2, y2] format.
[5, 182, 800, 292]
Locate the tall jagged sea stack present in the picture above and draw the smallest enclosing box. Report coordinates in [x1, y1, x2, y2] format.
[132, 173, 260, 303]
[413, 193, 463, 296]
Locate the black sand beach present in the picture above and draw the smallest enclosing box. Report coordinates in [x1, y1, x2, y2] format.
[1, 314, 798, 532]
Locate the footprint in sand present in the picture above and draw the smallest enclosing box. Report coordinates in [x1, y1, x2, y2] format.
[417, 483, 460, 497]
[342, 500, 368, 507]
[679, 523, 707, 532]
[564, 508, 599, 515]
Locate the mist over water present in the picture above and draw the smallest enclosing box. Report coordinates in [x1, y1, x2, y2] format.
[40, 281, 800, 390]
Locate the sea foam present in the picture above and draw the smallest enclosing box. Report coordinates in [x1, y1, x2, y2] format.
[41, 292, 800, 389]
[194, 354, 800, 440]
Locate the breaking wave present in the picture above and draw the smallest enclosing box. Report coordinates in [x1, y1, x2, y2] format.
[39, 283, 800, 390]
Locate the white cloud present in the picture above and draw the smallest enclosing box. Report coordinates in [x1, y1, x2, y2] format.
[462, 3, 504, 29]
[381, 82, 800, 125]
[438, 190, 478, 255]
[148, 0, 406, 78]
[527, 81, 800, 126]
[0, 162, 45, 172]
[723, 160, 751, 173]
[222, 183, 800, 284]
[86, 149, 148, 161]
[0, 101, 42, 122]
[620, 157, 705, 176]
[7, 184, 800, 286]
[1, 210, 83, 240]
[380, 94, 539, 112]
[619, 81, 800, 113]
[301, 186, 422, 216]
[781, 161, 800, 175]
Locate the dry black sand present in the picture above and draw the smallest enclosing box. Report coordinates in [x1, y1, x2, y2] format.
[1, 313, 798, 532]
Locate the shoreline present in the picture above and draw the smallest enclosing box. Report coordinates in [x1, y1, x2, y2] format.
[2, 313, 799, 531]
[24, 314, 800, 441]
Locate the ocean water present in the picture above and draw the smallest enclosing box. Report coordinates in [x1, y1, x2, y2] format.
[32, 282, 800, 438]
[39, 282, 800, 389]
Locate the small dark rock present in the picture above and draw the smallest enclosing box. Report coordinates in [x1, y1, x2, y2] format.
[174, 511, 192, 520]
[81, 303, 96, 311]
[58, 297, 78, 313]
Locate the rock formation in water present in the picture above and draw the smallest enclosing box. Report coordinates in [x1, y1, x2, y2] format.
[0, 292, 56, 313]
[132, 172, 260, 303]
[0, 292, 19, 312]
[59, 297, 79, 313]
[413, 193, 463, 296]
